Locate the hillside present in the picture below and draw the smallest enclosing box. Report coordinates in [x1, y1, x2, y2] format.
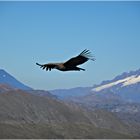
[0, 90, 134, 139]
[0, 84, 15, 93]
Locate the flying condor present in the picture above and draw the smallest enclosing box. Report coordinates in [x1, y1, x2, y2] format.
[36, 49, 95, 72]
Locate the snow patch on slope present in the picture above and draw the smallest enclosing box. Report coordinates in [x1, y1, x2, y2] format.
[92, 75, 140, 92]
[122, 75, 140, 87]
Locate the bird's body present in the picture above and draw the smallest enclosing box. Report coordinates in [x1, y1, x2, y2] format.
[36, 49, 95, 72]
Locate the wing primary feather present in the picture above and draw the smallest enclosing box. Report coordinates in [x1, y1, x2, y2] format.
[80, 49, 93, 56]
[80, 49, 89, 55]
[80, 49, 95, 61]
[80, 50, 93, 58]
[36, 63, 42, 67]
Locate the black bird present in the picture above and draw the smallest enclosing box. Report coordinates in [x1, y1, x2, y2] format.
[36, 49, 95, 72]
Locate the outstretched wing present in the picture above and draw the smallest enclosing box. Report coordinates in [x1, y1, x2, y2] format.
[36, 63, 56, 71]
[64, 49, 95, 67]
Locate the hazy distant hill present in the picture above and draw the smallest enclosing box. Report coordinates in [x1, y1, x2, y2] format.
[0, 69, 32, 90]
[50, 87, 92, 99]
[0, 90, 135, 139]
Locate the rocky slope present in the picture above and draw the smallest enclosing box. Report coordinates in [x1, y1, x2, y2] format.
[0, 84, 16, 93]
[0, 90, 134, 139]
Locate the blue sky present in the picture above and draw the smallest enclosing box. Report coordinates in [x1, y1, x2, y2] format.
[0, 1, 140, 90]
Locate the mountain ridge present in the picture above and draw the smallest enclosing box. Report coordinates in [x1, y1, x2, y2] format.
[49, 68, 140, 103]
[98, 69, 140, 86]
[91, 69, 140, 102]
[0, 69, 32, 90]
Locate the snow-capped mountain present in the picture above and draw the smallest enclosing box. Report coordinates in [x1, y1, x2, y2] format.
[92, 75, 140, 92]
[92, 69, 140, 102]
[0, 69, 32, 90]
[50, 69, 140, 102]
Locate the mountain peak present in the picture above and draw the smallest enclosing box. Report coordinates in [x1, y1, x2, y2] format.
[113, 68, 140, 81]
[94, 68, 140, 90]
[92, 68, 140, 102]
[0, 69, 32, 90]
[0, 69, 6, 74]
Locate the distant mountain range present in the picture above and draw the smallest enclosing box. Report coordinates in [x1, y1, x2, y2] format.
[92, 68, 140, 102]
[0, 69, 32, 90]
[1, 68, 140, 102]
[50, 68, 140, 103]
[50, 87, 92, 99]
